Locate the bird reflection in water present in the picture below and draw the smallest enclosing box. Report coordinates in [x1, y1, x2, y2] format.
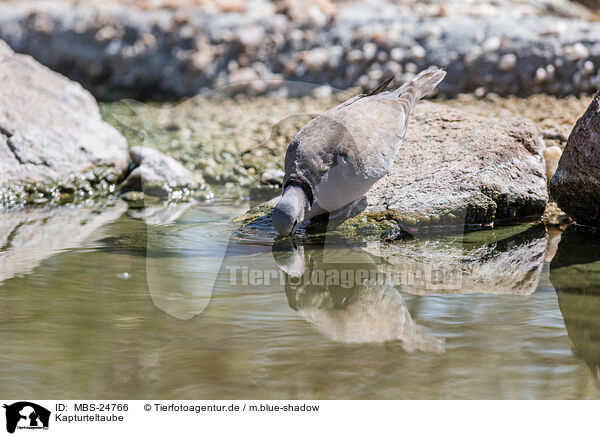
[272, 236, 445, 352]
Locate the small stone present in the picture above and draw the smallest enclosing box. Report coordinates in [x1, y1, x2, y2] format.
[497, 54, 517, 72]
[409, 45, 426, 60]
[347, 49, 363, 63]
[304, 47, 329, 71]
[237, 25, 265, 46]
[313, 85, 332, 99]
[261, 169, 285, 186]
[390, 48, 405, 62]
[120, 146, 206, 199]
[535, 67, 547, 84]
[362, 42, 377, 60]
[544, 146, 562, 181]
[564, 43, 589, 60]
[482, 36, 501, 52]
[405, 62, 418, 73]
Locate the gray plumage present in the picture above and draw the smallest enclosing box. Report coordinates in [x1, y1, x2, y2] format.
[272, 66, 446, 236]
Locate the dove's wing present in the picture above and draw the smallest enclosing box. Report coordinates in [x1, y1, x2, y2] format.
[283, 67, 445, 214]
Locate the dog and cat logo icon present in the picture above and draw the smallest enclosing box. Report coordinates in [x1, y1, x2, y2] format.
[3, 402, 50, 433]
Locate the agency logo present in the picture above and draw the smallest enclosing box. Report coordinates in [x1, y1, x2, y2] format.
[3, 402, 50, 434]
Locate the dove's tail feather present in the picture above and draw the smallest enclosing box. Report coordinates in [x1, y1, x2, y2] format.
[391, 66, 445, 140]
[412, 66, 446, 100]
[392, 66, 446, 102]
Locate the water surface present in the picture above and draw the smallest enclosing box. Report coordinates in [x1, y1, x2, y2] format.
[1, 197, 599, 399]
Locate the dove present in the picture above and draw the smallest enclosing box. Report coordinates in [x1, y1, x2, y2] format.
[272, 66, 446, 236]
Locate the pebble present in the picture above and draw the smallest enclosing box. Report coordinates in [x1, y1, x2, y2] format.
[409, 44, 426, 59]
[544, 146, 562, 181]
[347, 49, 363, 63]
[261, 169, 285, 186]
[304, 47, 329, 71]
[313, 84, 332, 98]
[535, 67, 547, 84]
[362, 42, 377, 60]
[390, 47, 405, 62]
[564, 42, 589, 60]
[482, 36, 501, 52]
[497, 53, 517, 72]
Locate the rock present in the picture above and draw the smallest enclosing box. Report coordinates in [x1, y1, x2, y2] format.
[0, 40, 129, 208]
[550, 91, 600, 227]
[544, 201, 571, 226]
[120, 146, 207, 200]
[365, 102, 548, 229]
[497, 53, 517, 72]
[544, 145, 562, 182]
[260, 169, 285, 186]
[238, 102, 548, 233]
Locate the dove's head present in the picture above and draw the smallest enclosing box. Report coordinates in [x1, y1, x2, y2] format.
[272, 185, 308, 236]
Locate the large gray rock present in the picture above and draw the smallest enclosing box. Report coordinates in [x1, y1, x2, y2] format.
[0, 40, 129, 207]
[549, 91, 600, 227]
[365, 101, 548, 228]
[120, 146, 207, 199]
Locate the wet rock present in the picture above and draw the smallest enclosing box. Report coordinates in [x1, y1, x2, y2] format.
[119, 146, 207, 200]
[550, 91, 600, 227]
[0, 40, 129, 208]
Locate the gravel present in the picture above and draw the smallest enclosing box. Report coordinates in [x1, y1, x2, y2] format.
[1, 0, 599, 99]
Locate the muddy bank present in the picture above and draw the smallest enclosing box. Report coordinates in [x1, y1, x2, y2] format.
[1, 0, 600, 99]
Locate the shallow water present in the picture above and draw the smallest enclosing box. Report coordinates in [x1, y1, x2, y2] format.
[1, 197, 600, 399]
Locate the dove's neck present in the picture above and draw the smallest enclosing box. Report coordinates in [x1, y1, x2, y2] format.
[282, 185, 310, 215]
